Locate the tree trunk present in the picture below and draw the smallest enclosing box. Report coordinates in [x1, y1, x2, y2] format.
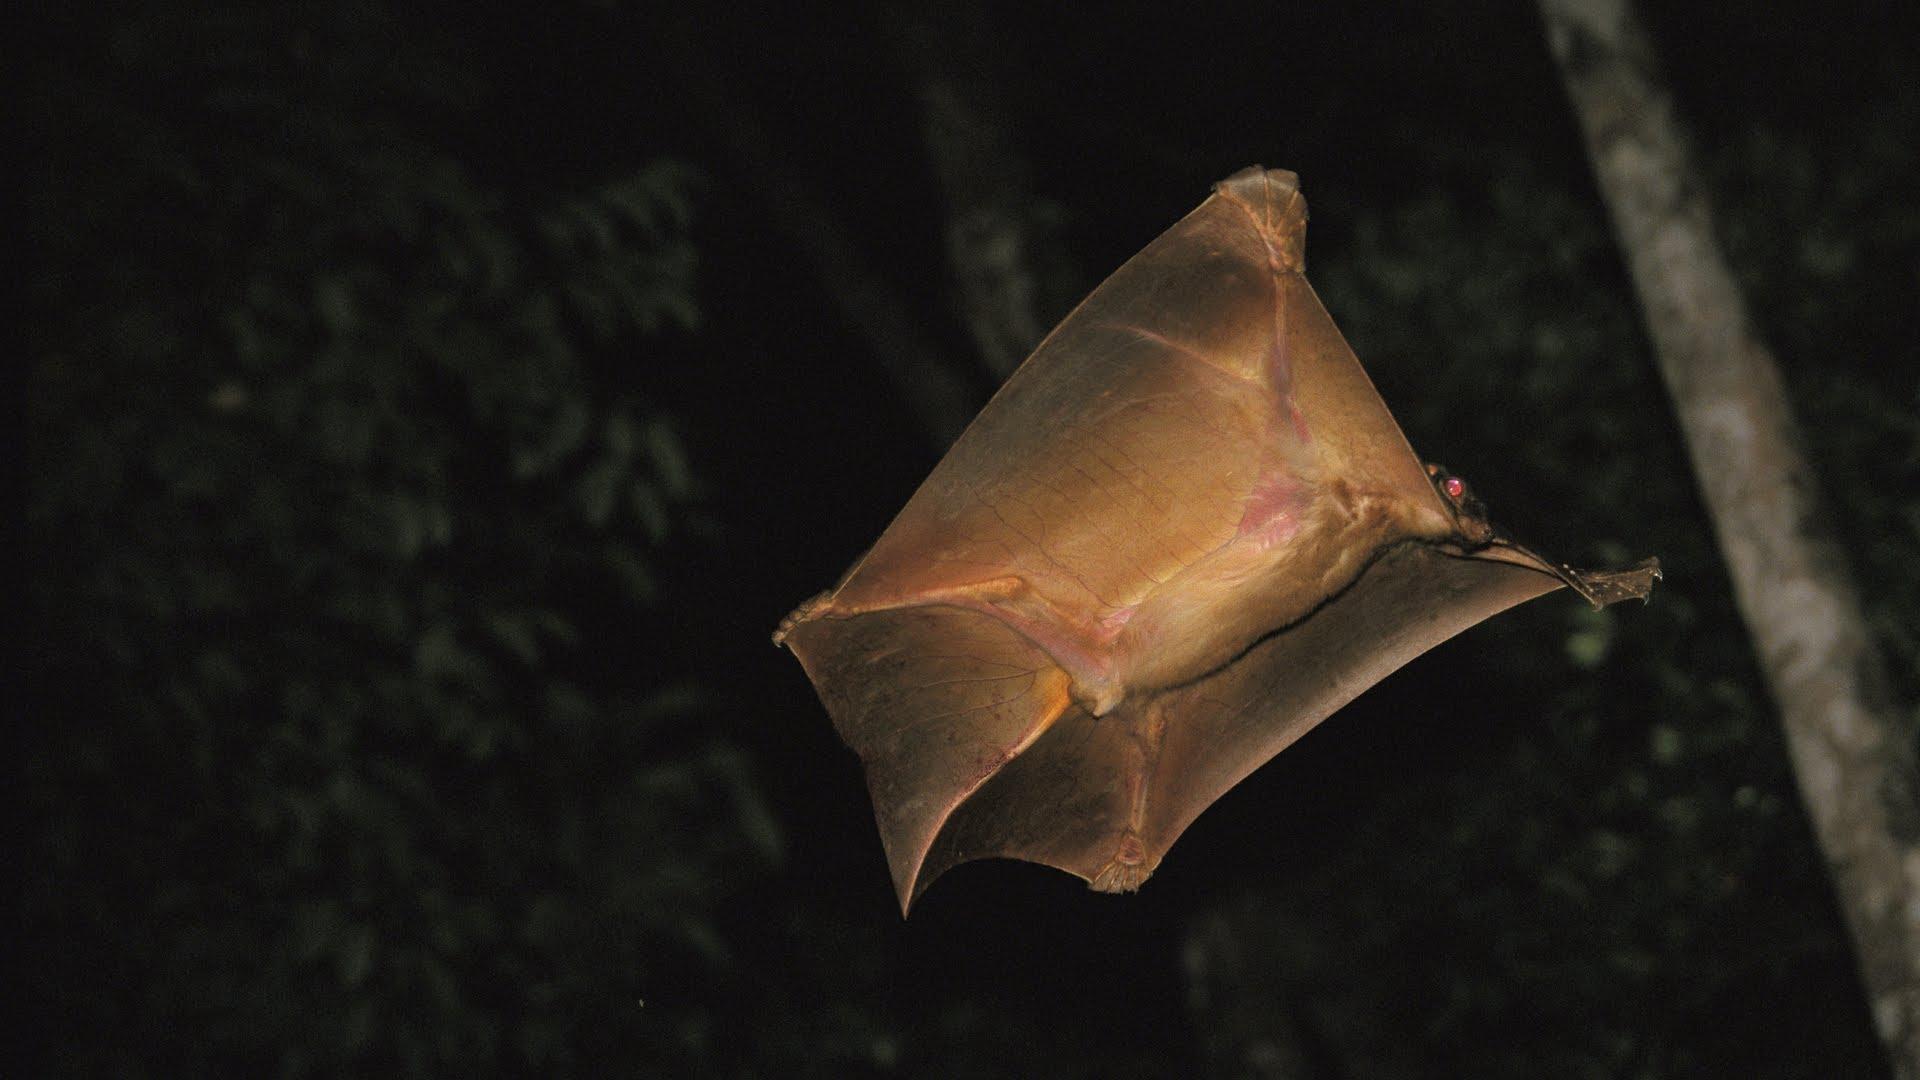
[1540, 2, 1920, 1076]
[884, 4, 1057, 383]
[663, 23, 982, 451]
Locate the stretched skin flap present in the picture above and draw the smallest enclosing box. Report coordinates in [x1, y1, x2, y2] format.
[827, 167, 1446, 649]
[789, 547, 1655, 909]
[779, 167, 1659, 913]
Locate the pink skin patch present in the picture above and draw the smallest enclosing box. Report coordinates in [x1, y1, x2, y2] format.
[1287, 399, 1311, 443]
[1238, 474, 1309, 550]
[1097, 604, 1137, 639]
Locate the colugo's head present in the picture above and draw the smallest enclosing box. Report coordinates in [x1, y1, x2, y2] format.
[1424, 461, 1495, 545]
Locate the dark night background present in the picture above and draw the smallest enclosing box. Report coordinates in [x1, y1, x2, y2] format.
[21, 2, 1919, 1076]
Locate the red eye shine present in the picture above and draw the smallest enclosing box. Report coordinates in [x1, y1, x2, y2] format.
[1443, 476, 1465, 500]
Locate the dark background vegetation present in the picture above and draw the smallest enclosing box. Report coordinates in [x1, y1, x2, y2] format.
[22, 2, 1918, 1075]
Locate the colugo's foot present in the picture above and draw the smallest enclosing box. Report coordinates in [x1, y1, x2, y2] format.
[772, 592, 834, 647]
[1088, 832, 1156, 893]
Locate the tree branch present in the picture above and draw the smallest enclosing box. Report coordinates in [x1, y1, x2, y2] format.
[1541, 2, 1920, 1075]
[665, 26, 982, 452]
[884, 5, 1055, 383]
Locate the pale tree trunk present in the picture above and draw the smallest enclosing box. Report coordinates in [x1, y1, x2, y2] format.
[1540, 2, 1920, 1076]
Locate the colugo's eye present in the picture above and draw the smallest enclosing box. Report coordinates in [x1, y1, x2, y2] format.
[1442, 475, 1466, 500]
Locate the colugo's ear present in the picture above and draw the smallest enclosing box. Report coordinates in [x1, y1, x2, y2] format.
[778, 167, 1658, 911]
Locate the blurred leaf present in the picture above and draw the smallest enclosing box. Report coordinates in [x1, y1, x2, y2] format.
[574, 456, 624, 526]
[1564, 604, 1616, 670]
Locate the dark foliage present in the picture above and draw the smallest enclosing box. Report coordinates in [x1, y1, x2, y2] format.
[25, 5, 773, 1074]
